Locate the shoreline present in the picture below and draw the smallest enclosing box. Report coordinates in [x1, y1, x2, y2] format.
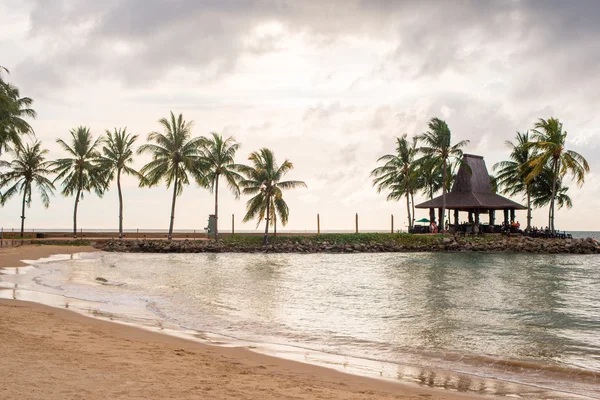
[0, 244, 482, 400]
[1, 244, 596, 399]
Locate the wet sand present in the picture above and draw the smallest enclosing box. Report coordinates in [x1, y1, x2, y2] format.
[0, 244, 100, 268]
[0, 245, 480, 400]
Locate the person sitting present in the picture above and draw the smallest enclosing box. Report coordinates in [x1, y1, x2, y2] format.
[516, 221, 521, 229]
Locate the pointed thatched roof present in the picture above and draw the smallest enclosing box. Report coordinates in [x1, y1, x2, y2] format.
[415, 154, 527, 210]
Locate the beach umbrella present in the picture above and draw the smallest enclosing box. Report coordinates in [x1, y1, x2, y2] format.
[415, 218, 430, 223]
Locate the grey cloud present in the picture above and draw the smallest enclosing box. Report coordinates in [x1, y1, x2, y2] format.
[13, 0, 600, 112]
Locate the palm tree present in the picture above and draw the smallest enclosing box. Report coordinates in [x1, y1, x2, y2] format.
[0, 140, 54, 238]
[528, 118, 589, 231]
[493, 131, 535, 229]
[0, 67, 36, 154]
[238, 148, 306, 245]
[371, 134, 418, 230]
[531, 166, 572, 212]
[196, 133, 243, 240]
[415, 156, 444, 200]
[52, 127, 106, 238]
[417, 118, 469, 230]
[100, 128, 140, 239]
[137, 112, 204, 240]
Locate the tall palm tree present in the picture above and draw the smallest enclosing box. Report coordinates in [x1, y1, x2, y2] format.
[0, 140, 54, 238]
[415, 156, 444, 200]
[238, 148, 306, 246]
[137, 112, 204, 240]
[417, 118, 469, 230]
[0, 67, 36, 155]
[371, 134, 418, 229]
[100, 128, 140, 239]
[528, 118, 589, 231]
[196, 132, 243, 240]
[493, 131, 535, 229]
[52, 127, 106, 238]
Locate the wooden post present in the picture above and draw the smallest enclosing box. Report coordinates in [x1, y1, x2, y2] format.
[454, 209, 459, 225]
[429, 208, 435, 224]
[468, 211, 474, 223]
[510, 208, 516, 223]
[317, 214, 320, 235]
[489, 210, 495, 227]
[12, 228, 14, 247]
[503, 209, 509, 225]
[438, 208, 443, 231]
[232, 214, 235, 236]
[475, 209, 480, 224]
[391, 214, 394, 233]
[136, 228, 139, 240]
[355, 213, 358, 234]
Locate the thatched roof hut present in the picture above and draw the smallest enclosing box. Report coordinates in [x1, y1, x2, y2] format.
[415, 154, 526, 231]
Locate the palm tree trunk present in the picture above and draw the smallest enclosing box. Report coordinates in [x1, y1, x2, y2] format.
[20, 185, 27, 240]
[73, 188, 81, 239]
[263, 195, 270, 246]
[526, 186, 532, 230]
[549, 159, 559, 231]
[410, 191, 415, 228]
[117, 168, 124, 239]
[406, 193, 412, 230]
[214, 174, 219, 241]
[442, 158, 447, 232]
[168, 172, 179, 241]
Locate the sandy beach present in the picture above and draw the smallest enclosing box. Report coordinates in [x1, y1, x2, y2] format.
[0, 245, 482, 400]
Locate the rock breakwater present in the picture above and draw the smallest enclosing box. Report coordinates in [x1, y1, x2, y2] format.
[93, 236, 600, 254]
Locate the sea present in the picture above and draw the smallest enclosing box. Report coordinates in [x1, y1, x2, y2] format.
[1, 243, 600, 398]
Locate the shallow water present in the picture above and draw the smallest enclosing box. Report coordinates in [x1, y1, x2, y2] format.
[2, 251, 600, 398]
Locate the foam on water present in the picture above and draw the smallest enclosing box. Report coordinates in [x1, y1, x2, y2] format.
[2, 251, 600, 399]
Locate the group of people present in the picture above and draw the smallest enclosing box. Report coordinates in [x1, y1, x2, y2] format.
[501, 220, 521, 234]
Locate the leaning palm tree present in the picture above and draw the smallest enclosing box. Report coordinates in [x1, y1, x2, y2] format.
[137, 112, 205, 240]
[414, 156, 444, 200]
[493, 131, 535, 229]
[100, 128, 140, 239]
[531, 166, 573, 212]
[238, 148, 306, 246]
[52, 127, 106, 238]
[417, 118, 469, 230]
[196, 132, 243, 240]
[528, 118, 589, 231]
[0, 140, 54, 238]
[371, 134, 418, 229]
[0, 67, 36, 155]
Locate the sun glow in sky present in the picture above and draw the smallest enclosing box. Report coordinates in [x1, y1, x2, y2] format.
[1, 0, 599, 232]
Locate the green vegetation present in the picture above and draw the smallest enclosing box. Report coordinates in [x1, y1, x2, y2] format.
[416, 118, 470, 227]
[137, 112, 205, 240]
[494, 131, 535, 229]
[528, 118, 589, 231]
[0, 141, 55, 238]
[100, 128, 140, 239]
[221, 233, 444, 247]
[0, 66, 36, 155]
[238, 148, 307, 246]
[371, 134, 418, 230]
[51, 127, 107, 238]
[196, 132, 243, 241]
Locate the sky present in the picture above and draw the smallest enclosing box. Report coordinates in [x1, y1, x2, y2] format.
[1, 0, 599, 233]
